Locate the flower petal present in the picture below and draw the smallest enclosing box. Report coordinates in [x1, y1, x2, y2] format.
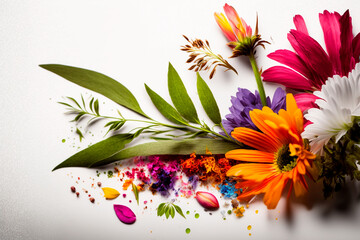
[352, 33, 360, 62]
[339, 10, 354, 75]
[227, 163, 277, 182]
[294, 93, 320, 112]
[113, 204, 136, 224]
[288, 30, 333, 87]
[102, 187, 120, 200]
[231, 127, 281, 152]
[267, 49, 313, 80]
[226, 149, 275, 163]
[319, 10, 342, 75]
[263, 175, 287, 209]
[214, 12, 237, 42]
[293, 15, 309, 35]
[262, 66, 314, 91]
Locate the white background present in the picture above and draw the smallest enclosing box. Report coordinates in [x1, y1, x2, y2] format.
[1, 0, 360, 239]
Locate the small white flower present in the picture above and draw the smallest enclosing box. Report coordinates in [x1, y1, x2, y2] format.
[302, 62, 360, 153]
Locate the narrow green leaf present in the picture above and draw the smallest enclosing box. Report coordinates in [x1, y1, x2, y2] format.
[94, 99, 100, 116]
[132, 182, 139, 205]
[168, 63, 199, 123]
[173, 204, 186, 219]
[145, 84, 187, 125]
[89, 98, 94, 112]
[196, 72, 222, 124]
[67, 97, 82, 109]
[169, 206, 175, 218]
[81, 95, 86, 110]
[40, 64, 149, 118]
[53, 134, 134, 170]
[58, 102, 73, 108]
[91, 138, 240, 167]
[76, 128, 84, 142]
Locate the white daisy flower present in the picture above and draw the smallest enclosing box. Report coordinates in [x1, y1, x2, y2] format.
[302, 62, 360, 154]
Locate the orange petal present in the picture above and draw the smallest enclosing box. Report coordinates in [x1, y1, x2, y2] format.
[231, 127, 280, 152]
[226, 149, 275, 163]
[227, 163, 277, 182]
[263, 175, 287, 209]
[250, 109, 284, 145]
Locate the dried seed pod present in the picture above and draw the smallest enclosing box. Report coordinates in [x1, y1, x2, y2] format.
[181, 36, 237, 79]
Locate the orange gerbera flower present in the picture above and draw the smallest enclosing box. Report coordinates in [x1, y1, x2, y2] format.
[225, 93, 316, 209]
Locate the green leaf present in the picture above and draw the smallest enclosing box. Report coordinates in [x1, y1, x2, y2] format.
[169, 206, 175, 218]
[75, 128, 84, 142]
[157, 203, 166, 216]
[164, 205, 170, 219]
[89, 98, 94, 112]
[196, 72, 222, 124]
[145, 84, 187, 125]
[173, 204, 186, 219]
[94, 99, 100, 116]
[40, 64, 149, 118]
[132, 182, 139, 205]
[168, 63, 199, 123]
[91, 138, 240, 167]
[53, 134, 134, 171]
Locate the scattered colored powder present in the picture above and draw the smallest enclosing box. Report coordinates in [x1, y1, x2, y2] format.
[195, 213, 200, 219]
[246, 204, 250, 208]
[185, 228, 191, 234]
[181, 153, 234, 184]
[255, 210, 258, 214]
[186, 211, 190, 215]
[62, 139, 66, 143]
[227, 210, 232, 215]
[275, 218, 278, 220]
[247, 225, 252, 230]
[123, 194, 126, 198]
[219, 180, 239, 198]
[146, 156, 179, 196]
[144, 201, 147, 204]
[107, 171, 113, 178]
[249, 233, 252, 236]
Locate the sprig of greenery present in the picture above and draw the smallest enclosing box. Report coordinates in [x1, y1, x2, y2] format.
[58, 95, 236, 143]
[42, 63, 242, 170]
[157, 202, 186, 219]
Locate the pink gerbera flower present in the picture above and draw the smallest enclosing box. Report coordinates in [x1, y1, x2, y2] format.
[262, 10, 360, 112]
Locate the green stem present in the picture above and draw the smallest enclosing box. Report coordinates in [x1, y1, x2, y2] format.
[248, 51, 267, 107]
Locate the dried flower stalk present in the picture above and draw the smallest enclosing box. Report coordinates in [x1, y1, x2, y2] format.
[181, 35, 237, 79]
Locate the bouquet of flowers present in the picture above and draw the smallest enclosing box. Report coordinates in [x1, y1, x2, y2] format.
[41, 3, 360, 223]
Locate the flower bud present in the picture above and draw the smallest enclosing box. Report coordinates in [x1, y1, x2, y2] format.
[195, 191, 219, 210]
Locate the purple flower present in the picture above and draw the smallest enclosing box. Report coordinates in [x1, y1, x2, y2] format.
[222, 87, 286, 136]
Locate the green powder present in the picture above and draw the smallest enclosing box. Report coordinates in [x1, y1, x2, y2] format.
[185, 228, 191, 234]
[186, 211, 190, 215]
[62, 139, 66, 143]
[195, 213, 200, 219]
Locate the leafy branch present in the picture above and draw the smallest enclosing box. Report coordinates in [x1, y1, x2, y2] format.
[157, 202, 186, 219]
[41, 63, 241, 170]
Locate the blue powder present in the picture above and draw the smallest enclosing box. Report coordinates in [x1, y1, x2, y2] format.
[219, 180, 238, 198]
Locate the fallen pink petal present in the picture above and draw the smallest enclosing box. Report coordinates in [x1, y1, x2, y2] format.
[113, 204, 136, 224]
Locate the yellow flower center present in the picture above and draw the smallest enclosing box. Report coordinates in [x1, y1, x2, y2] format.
[275, 144, 298, 172]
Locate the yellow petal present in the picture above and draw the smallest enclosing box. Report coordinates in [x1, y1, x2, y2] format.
[102, 187, 120, 200]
